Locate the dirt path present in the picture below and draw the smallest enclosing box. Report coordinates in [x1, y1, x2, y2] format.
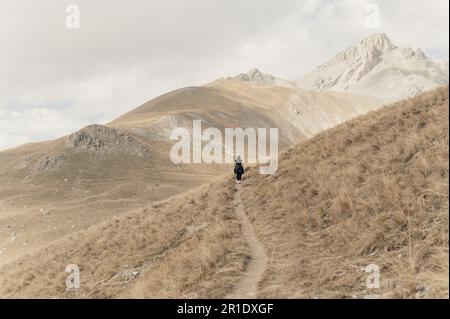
[226, 184, 267, 299]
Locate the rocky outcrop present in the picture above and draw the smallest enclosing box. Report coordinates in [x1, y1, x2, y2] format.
[35, 154, 65, 173]
[220, 68, 296, 88]
[235, 68, 277, 84]
[32, 125, 154, 173]
[66, 124, 153, 158]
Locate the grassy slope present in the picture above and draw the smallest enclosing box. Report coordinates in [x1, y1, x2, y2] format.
[0, 179, 248, 298]
[0, 88, 447, 298]
[0, 83, 378, 267]
[241, 87, 449, 298]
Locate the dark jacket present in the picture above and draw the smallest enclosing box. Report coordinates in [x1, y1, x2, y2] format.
[234, 163, 244, 174]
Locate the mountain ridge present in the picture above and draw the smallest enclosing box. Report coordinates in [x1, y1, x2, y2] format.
[297, 33, 448, 102]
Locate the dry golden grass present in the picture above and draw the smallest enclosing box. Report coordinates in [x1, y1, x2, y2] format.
[241, 87, 449, 298]
[0, 82, 379, 266]
[0, 87, 447, 299]
[0, 179, 249, 298]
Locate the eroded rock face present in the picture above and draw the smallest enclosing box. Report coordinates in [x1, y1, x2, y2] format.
[236, 68, 276, 83]
[66, 124, 153, 158]
[298, 33, 448, 102]
[67, 125, 117, 150]
[36, 154, 65, 173]
[32, 125, 154, 173]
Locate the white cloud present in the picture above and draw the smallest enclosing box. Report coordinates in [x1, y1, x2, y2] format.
[0, 0, 448, 149]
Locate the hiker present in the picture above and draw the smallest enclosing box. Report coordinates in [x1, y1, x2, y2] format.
[234, 155, 244, 184]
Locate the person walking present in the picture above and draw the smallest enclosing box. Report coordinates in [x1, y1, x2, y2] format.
[234, 155, 244, 184]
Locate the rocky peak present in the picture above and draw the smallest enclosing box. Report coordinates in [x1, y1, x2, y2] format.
[298, 33, 448, 102]
[359, 33, 396, 53]
[212, 67, 295, 88]
[235, 68, 276, 83]
[329, 33, 396, 66]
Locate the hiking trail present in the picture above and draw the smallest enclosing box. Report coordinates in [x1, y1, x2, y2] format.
[226, 184, 267, 299]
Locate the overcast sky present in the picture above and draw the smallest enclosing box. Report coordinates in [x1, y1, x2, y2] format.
[0, 0, 448, 149]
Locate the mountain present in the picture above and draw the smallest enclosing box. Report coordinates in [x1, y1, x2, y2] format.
[298, 33, 449, 102]
[209, 68, 297, 88]
[0, 87, 447, 298]
[207, 69, 380, 137]
[0, 71, 380, 266]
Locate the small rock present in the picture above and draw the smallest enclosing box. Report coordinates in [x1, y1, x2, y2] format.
[415, 285, 427, 298]
[416, 285, 426, 292]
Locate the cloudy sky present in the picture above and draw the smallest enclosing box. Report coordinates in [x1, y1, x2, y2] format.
[0, 0, 448, 149]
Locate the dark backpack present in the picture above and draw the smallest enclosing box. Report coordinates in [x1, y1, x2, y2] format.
[235, 163, 244, 174]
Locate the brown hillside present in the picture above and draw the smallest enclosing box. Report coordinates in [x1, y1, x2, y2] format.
[0, 88, 446, 298]
[241, 87, 449, 298]
[0, 81, 378, 266]
[0, 179, 248, 298]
